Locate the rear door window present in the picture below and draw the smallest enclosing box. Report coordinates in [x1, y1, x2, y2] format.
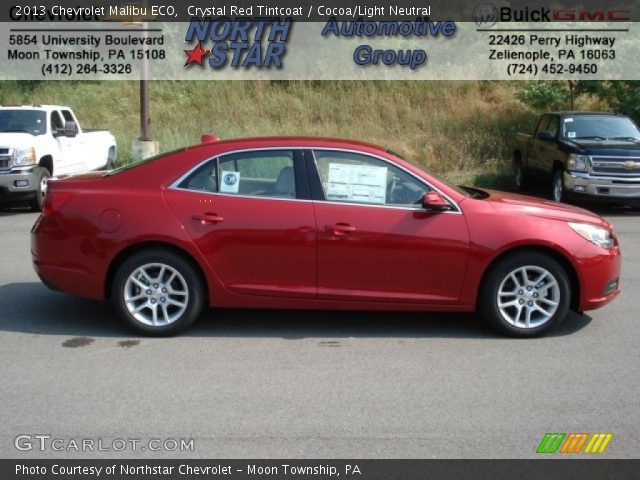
[178, 150, 298, 199]
[217, 150, 296, 198]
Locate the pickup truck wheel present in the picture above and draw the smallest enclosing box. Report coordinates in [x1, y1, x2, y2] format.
[29, 168, 51, 212]
[480, 251, 570, 337]
[552, 169, 565, 202]
[112, 249, 205, 336]
[514, 159, 527, 191]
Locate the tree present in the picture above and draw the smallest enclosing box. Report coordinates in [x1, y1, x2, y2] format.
[577, 81, 640, 121]
[517, 81, 572, 111]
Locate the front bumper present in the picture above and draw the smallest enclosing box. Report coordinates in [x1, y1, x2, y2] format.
[575, 241, 621, 312]
[0, 168, 39, 197]
[564, 171, 640, 199]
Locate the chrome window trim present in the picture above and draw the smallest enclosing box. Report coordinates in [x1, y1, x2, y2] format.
[168, 146, 463, 214]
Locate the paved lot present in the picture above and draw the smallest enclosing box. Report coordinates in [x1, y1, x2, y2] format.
[0, 205, 638, 459]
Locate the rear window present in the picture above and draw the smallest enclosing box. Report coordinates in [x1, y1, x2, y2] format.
[104, 148, 187, 176]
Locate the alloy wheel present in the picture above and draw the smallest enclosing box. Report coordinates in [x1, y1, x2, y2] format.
[123, 263, 189, 327]
[496, 265, 561, 329]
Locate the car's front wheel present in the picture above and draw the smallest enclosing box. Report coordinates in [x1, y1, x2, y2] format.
[552, 169, 565, 202]
[112, 249, 205, 336]
[480, 251, 571, 337]
[29, 167, 51, 212]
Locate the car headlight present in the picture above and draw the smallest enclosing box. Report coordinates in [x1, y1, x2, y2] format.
[568, 222, 614, 249]
[567, 154, 590, 172]
[13, 147, 36, 166]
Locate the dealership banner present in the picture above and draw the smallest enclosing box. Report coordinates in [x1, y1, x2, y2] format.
[3, 459, 640, 479]
[0, 0, 639, 80]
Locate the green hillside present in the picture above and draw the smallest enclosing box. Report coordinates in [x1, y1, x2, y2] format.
[0, 81, 542, 188]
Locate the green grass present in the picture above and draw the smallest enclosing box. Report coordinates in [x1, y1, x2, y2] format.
[0, 80, 542, 187]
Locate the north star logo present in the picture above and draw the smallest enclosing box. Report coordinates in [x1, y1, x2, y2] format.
[184, 42, 209, 66]
[183, 17, 292, 69]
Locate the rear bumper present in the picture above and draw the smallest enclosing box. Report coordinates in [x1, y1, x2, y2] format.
[564, 171, 640, 199]
[31, 214, 106, 301]
[0, 168, 39, 197]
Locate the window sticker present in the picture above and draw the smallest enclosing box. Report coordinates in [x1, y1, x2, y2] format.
[220, 171, 240, 193]
[326, 163, 387, 204]
[564, 118, 574, 123]
[567, 131, 576, 138]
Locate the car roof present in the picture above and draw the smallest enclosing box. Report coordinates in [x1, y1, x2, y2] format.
[186, 136, 388, 153]
[0, 105, 67, 111]
[548, 111, 627, 117]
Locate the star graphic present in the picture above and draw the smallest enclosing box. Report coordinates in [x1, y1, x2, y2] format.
[184, 42, 210, 66]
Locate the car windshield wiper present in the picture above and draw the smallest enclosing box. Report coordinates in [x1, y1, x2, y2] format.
[607, 136, 640, 142]
[575, 136, 606, 140]
[0, 128, 33, 134]
[459, 185, 488, 199]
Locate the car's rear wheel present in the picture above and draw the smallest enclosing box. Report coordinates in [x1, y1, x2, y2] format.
[112, 249, 204, 336]
[514, 156, 528, 191]
[29, 168, 51, 212]
[480, 251, 570, 337]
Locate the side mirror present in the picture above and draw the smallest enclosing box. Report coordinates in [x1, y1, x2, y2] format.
[536, 130, 555, 141]
[64, 121, 78, 137]
[422, 191, 451, 212]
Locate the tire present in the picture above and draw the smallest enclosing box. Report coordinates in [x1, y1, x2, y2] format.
[106, 147, 116, 170]
[111, 249, 205, 336]
[514, 156, 528, 191]
[479, 251, 571, 337]
[551, 168, 565, 202]
[29, 168, 51, 212]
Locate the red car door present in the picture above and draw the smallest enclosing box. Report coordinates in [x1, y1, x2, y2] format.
[311, 149, 470, 304]
[164, 149, 317, 299]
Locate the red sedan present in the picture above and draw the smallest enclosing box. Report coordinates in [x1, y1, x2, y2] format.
[31, 137, 621, 336]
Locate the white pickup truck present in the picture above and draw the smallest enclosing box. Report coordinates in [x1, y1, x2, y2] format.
[0, 105, 116, 211]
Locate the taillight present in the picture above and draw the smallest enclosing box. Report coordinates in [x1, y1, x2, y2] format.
[42, 191, 74, 216]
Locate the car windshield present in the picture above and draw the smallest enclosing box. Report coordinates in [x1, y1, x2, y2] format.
[385, 149, 475, 198]
[0, 109, 46, 135]
[561, 115, 640, 141]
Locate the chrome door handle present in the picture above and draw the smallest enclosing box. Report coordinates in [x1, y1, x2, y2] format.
[326, 223, 356, 236]
[192, 213, 224, 225]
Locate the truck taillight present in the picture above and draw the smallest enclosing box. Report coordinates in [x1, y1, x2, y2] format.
[42, 191, 74, 216]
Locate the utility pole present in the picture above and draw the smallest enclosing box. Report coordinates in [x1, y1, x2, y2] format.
[139, 50, 151, 141]
[130, 16, 158, 159]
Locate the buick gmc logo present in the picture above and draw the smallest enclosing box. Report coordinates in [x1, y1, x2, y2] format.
[473, 4, 498, 27]
[473, 4, 631, 25]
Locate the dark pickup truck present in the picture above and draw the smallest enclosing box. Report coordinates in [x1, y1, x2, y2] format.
[514, 111, 640, 203]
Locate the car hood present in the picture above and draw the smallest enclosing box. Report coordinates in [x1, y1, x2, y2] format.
[0, 132, 38, 146]
[482, 190, 610, 228]
[564, 139, 640, 155]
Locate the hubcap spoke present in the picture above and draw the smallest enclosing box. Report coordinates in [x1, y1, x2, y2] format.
[126, 293, 146, 303]
[130, 276, 148, 290]
[132, 302, 149, 314]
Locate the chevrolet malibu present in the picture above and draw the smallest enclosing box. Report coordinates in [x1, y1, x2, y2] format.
[31, 137, 621, 336]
